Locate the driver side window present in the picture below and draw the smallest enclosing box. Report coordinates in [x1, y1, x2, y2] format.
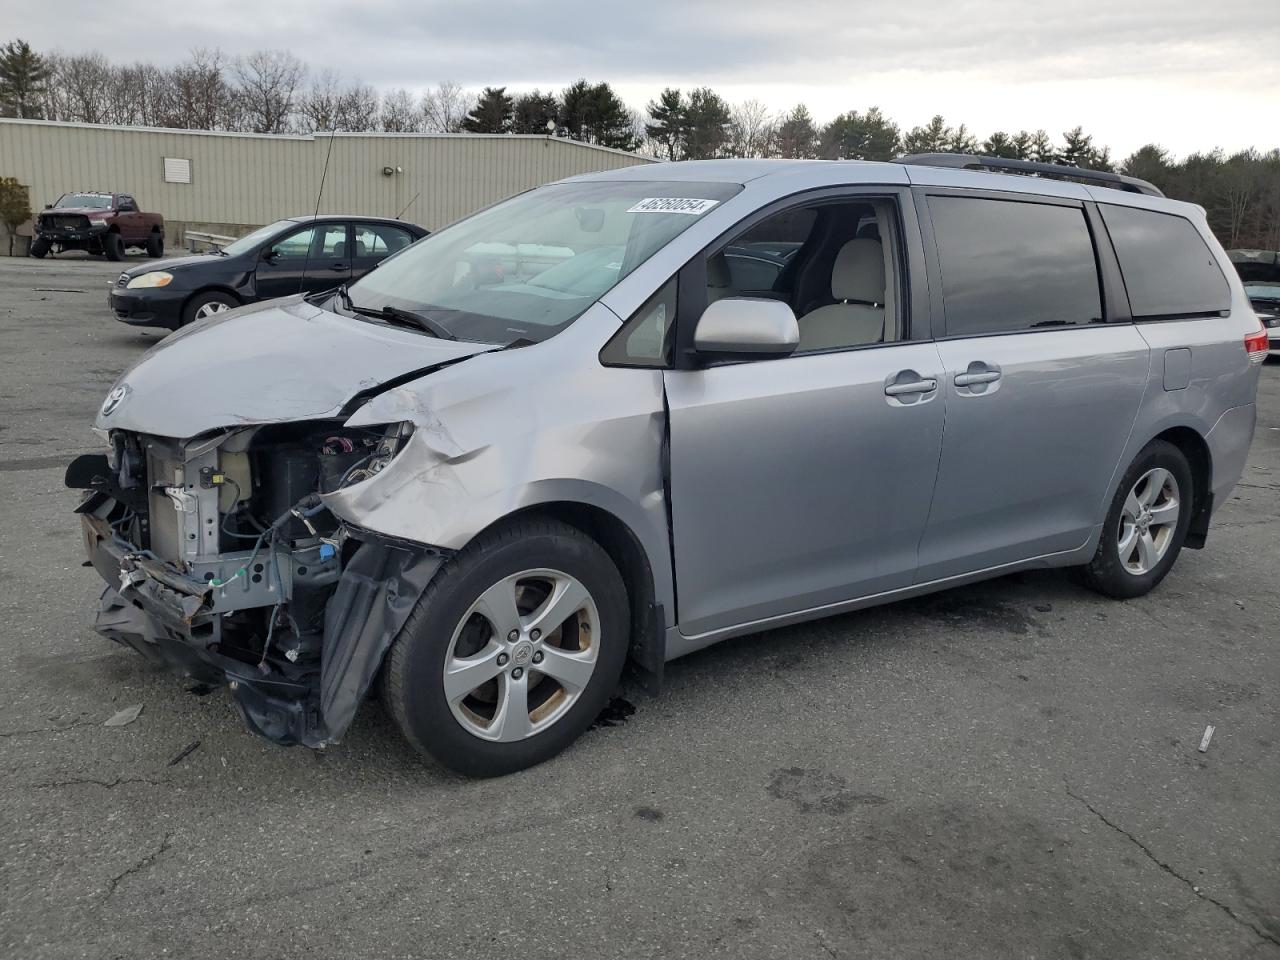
[705, 198, 900, 354]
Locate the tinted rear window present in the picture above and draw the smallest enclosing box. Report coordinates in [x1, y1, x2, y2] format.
[1099, 204, 1229, 318]
[929, 196, 1102, 336]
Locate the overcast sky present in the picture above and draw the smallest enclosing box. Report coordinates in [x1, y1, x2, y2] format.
[6, 0, 1278, 157]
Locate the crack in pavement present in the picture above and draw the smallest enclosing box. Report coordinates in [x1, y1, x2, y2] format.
[35, 776, 168, 790]
[1065, 784, 1280, 950]
[0, 720, 98, 738]
[105, 831, 174, 900]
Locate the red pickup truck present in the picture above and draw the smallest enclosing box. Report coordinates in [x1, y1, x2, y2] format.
[30, 192, 165, 261]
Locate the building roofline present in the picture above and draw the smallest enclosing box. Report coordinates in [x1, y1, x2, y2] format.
[0, 117, 656, 160]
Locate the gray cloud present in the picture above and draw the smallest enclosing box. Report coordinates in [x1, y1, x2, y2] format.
[8, 0, 1279, 153]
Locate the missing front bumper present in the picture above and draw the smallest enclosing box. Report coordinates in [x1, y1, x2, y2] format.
[83, 512, 444, 748]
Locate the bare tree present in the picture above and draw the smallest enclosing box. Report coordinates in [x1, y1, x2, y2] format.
[232, 49, 305, 134]
[729, 99, 775, 158]
[380, 88, 419, 132]
[55, 52, 113, 123]
[335, 82, 379, 131]
[421, 81, 471, 133]
[164, 48, 235, 130]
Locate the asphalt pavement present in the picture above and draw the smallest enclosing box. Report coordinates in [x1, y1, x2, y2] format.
[1, 253, 1277, 960]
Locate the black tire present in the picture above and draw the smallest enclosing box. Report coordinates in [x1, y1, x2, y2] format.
[384, 518, 630, 777]
[29, 238, 50, 259]
[104, 232, 124, 261]
[181, 290, 238, 327]
[1078, 439, 1194, 599]
[146, 232, 164, 258]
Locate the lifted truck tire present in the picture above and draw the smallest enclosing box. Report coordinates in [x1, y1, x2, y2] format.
[104, 232, 125, 261]
[384, 518, 630, 777]
[146, 232, 164, 258]
[29, 238, 50, 259]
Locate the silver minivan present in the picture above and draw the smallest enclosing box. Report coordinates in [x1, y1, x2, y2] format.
[69, 155, 1266, 775]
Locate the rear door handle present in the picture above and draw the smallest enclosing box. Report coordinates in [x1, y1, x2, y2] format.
[330, 263, 347, 271]
[954, 370, 1001, 387]
[884, 377, 938, 397]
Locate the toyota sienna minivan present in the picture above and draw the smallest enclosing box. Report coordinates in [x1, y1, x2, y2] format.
[68, 155, 1265, 775]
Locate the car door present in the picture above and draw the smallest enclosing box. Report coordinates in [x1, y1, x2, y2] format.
[661, 189, 946, 638]
[351, 222, 417, 280]
[255, 222, 351, 300]
[115, 195, 142, 242]
[913, 190, 1150, 583]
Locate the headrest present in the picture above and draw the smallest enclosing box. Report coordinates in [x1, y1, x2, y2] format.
[831, 238, 884, 304]
[707, 252, 731, 289]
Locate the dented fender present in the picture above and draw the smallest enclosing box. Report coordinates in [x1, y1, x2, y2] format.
[325, 303, 677, 627]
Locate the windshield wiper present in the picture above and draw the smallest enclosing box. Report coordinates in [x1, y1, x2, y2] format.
[333, 286, 457, 340]
[380, 305, 457, 340]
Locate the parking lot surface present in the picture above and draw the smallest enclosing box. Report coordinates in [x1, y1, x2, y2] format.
[1, 254, 1277, 960]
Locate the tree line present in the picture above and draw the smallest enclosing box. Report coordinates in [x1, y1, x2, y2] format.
[1, 38, 1277, 250]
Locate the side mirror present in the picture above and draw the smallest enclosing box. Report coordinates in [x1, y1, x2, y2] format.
[44, 203, 52, 210]
[693, 298, 799, 358]
[262, 249, 280, 264]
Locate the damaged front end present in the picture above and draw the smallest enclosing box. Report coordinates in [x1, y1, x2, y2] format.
[68, 420, 444, 747]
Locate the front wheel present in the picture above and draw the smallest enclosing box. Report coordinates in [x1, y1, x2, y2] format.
[29, 238, 50, 259]
[181, 290, 238, 326]
[1078, 439, 1194, 599]
[103, 232, 124, 261]
[383, 519, 630, 776]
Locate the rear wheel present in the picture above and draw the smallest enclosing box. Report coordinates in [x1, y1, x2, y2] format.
[384, 518, 630, 777]
[104, 232, 124, 261]
[1079, 440, 1193, 599]
[181, 290, 238, 326]
[146, 233, 164, 258]
[29, 238, 50, 259]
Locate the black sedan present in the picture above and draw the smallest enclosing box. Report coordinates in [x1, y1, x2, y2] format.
[108, 215, 427, 329]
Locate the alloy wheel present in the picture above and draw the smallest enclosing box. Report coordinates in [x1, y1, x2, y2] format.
[443, 568, 600, 742]
[194, 301, 231, 321]
[1117, 467, 1180, 575]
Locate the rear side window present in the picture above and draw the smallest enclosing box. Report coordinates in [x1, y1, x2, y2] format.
[1098, 204, 1229, 318]
[929, 196, 1102, 336]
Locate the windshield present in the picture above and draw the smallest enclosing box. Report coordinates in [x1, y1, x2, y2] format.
[344, 180, 742, 344]
[55, 193, 112, 209]
[221, 220, 297, 256]
[1245, 283, 1280, 300]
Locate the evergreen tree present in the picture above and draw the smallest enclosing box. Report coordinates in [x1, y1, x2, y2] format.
[0, 39, 52, 118]
[1059, 126, 1093, 166]
[1120, 144, 1174, 189]
[1029, 129, 1056, 163]
[819, 107, 899, 161]
[1009, 131, 1034, 160]
[512, 89, 559, 134]
[946, 122, 978, 154]
[774, 104, 818, 159]
[681, 87, 731, 160]
[902, 115, 950, 154]
[982, 131, 1016, 158]
[644, 87, 685, 160]
[461, 86, 513, 134]
[561, 79, 636, 150]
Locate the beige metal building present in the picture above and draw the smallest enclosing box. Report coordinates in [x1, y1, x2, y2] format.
[0, 118, 654, 253]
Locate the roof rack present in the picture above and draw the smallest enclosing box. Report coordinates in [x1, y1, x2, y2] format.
[899, 153, 1164, 198]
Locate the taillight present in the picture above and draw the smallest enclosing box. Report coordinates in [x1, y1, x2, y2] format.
[1245, 323, 1269, 365]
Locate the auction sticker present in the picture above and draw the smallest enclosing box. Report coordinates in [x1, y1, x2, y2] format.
[626, 197, 720, 215]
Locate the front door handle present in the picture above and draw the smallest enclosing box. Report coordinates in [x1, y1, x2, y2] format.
[330, 262, 347, 272]
[954, 370, 1001, 387]
[884, 377, 938, 397]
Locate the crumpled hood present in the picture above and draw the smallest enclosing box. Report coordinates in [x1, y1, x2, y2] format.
[97, 297, 492, 437]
